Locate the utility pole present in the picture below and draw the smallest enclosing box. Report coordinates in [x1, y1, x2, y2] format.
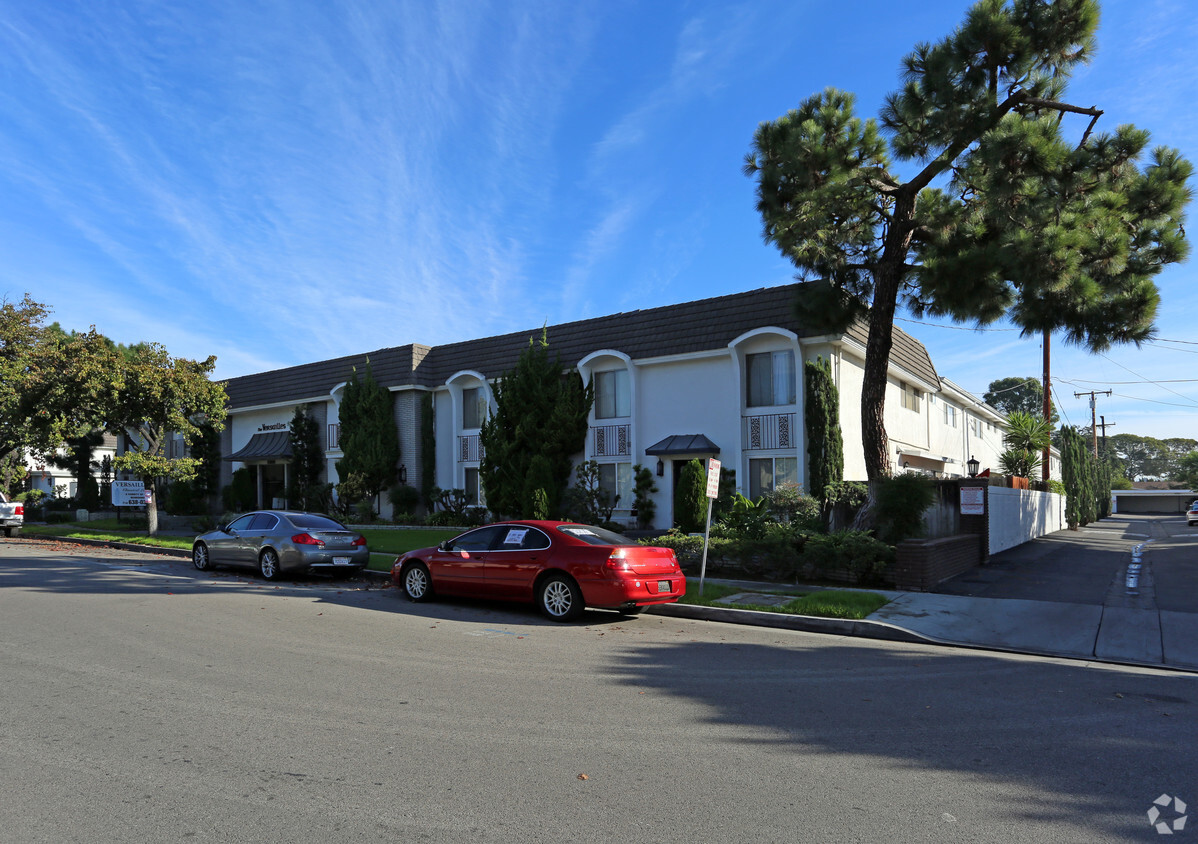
[1042, 332, 1051, 482]
[1074, 390, 1112, 458]
[1096, 415, 1116, 458]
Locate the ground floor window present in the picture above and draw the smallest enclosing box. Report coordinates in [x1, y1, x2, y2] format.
[749, 456, 797, 499]
[464, 466, 485, 507]
[598, 462, 633, 509]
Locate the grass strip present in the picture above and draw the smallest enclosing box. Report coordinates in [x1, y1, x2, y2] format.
[679, 582, 887, 620]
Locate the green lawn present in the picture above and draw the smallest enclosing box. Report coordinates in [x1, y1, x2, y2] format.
[23, 524, 193, 551]
[679, 582, 888, 620]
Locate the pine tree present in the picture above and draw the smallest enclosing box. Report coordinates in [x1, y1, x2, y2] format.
[746, 0, 1192, 480]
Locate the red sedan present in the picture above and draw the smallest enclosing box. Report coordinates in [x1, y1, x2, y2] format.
[391, 521, 685, 621]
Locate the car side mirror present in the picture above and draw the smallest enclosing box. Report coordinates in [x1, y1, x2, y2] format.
[437, 541, 449, 552]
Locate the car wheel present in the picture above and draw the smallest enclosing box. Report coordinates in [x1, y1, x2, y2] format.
[259, 549, 282, 581]
[402, 562, 434, 602]
[193, 543, 212, 571]
[3, 527, 13, 538]
[538, 574, 583, 622]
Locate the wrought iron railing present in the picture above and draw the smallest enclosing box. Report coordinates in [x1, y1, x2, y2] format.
[592, 424, 631, 457]
[458, 434, 484, 463]
[743, 413, 795, 450]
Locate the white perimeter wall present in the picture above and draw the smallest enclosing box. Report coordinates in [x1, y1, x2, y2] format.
[988, 487, 1065, 555]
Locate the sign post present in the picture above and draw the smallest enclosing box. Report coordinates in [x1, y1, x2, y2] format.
[698, 458, 721, 598]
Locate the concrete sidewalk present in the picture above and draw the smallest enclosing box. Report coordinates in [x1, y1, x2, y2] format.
[656, 516, 1198, 673]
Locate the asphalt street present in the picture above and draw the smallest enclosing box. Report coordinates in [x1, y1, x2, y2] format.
[2, 537, 1196, 843]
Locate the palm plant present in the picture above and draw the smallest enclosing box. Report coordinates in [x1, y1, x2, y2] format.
[1000, 411, 1053, 478]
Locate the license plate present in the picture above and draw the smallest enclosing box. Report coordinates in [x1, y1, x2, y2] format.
[333, 557, 352, 565]
[658, 580, 672, 593]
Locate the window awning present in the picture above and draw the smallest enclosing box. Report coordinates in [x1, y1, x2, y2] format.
[644, 434, 720, 456]
[226, 431, 292, 461]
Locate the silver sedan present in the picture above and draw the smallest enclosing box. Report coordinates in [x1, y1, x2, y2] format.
[192, 510, 369, 580]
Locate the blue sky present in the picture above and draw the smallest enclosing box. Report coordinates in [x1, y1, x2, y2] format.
[2, 0, 1196, 441]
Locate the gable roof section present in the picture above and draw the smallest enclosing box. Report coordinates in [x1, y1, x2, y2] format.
[222, 284, 939, 410]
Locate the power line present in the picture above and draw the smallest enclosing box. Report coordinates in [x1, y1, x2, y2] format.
[1097, 352, 1198, 407]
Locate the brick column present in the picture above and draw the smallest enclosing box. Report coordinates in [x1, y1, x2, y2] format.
[958, 480, 990, 563]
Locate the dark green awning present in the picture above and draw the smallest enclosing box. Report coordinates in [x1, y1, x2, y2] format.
[644, 434, 720, 456]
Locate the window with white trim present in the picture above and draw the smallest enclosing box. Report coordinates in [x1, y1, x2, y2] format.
[462, 387, 486, 429]
[748, 456, 798, 499]
[464, 467, 485, 506]
[594, 369, 630, 419]
[597, 462, 633, 508]
[901, 383, 922, 412]
[970, 417, 984, 438]
[943, 403, 957, 427]
[746, 350, 796, 407]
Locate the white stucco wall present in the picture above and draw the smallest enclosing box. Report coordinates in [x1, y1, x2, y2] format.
[988, 487, 1065, 555]
[831, 346, 867, 481]
[637, 353, 741, 522]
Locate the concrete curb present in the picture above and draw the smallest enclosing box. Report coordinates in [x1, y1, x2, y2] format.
[646, 601, 941, 646]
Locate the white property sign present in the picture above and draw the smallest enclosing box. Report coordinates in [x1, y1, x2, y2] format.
[705, 458, 722, 498]
[111, 480, 146, 508]
[960, 486, 985, 515]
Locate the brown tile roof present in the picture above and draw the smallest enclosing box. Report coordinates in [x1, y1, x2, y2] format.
[224, 283, 939, 409]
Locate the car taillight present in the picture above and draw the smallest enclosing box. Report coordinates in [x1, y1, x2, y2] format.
[13, 504, 22, 516]
[604, 550, 632, 573]
[291, 533, 324, 546]
[352, 536, 367, 547]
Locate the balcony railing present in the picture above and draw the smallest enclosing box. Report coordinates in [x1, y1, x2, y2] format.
[458, 434, 484, 463]
[743, 413, 796, 451]
[592, 424, 631, 457]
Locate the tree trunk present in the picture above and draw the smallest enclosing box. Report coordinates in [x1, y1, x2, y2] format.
[146, 478, 158, 537]
[860, 190, 916, 481]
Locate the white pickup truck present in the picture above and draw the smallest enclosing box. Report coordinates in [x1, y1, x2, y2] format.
[0, 492, 23, 537]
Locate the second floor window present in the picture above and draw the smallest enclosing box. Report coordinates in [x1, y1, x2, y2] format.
[747, 350, 796, 408]
[901, 383, 922, 412]
[944, 403, 957, 427]
[595, 369, 630, 419]
[462, 387, 486, 429]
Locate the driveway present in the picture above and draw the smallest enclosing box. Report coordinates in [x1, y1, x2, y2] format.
[934, 514, 1170, 607]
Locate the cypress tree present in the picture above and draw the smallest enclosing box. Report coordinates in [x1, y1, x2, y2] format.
[336, 360, 399, 504]
[287, 404, 324, 510]
[804, 356, 843, 500]
[479, 330, 593, 518]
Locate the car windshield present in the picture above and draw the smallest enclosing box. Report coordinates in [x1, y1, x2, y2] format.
[555, 524, 635, 547]
[288, 514, 348, 531]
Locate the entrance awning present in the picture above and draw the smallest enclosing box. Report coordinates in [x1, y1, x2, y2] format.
[644, 434, 720, 456]
[226, 431, 292, 461]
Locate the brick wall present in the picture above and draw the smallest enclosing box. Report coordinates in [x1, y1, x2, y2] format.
[892, 534, 981, 592]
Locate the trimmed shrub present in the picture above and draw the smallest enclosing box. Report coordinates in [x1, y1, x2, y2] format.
[801, 531, 894, 584]
[387, 483, 422, 514]
[873, 474, 934, 545]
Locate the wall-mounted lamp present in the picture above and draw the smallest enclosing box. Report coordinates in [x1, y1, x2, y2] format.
[967, 455, 979, 478]
[656, 459, 664, 477]
[398, 464, 408, 484]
